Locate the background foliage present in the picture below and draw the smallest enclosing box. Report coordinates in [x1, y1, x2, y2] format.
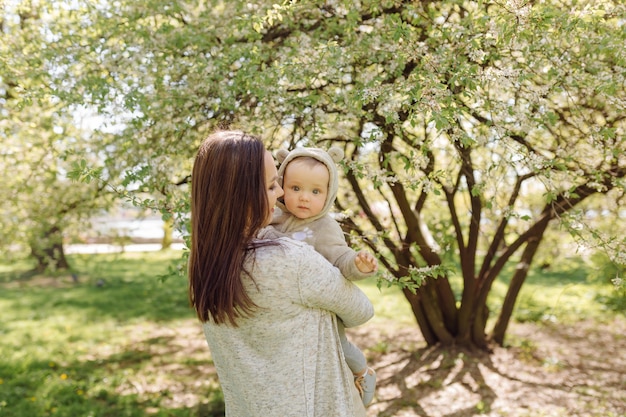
[1, 0, 624, 347]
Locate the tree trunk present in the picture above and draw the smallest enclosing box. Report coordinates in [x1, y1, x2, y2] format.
[404, 225, 552, 349]
[405, 278, 460, 347]
[491, 235, 543, 345]
[402, 288, 438, 346]
[161, 217, 174, 250]
[472, 302, 489, 349]
[30, 225, 70, 272]
[421, 281, 455, 344]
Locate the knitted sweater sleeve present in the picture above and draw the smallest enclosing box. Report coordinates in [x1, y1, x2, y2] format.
[296, 244, 374, 329]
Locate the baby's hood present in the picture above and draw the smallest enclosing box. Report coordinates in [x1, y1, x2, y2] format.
[276, 146, 344, 222]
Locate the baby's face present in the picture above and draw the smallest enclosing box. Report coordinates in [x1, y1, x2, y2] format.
[282, 160, 329, 220]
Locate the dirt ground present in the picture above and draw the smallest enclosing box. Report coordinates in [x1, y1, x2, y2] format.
[345, 317, 626, 417]
[150, 316, 625, 417]
[8, 271, 624, 416]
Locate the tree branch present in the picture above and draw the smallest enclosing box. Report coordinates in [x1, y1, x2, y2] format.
[478, 172, 535, 282]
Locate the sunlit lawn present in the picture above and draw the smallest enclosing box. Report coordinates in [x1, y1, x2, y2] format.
[489, 256, 622, 324]
[0, 249, 621, 417]
[0, 250, 223, 417]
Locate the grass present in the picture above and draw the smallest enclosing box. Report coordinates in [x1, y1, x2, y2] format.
[0, 250, 224, 417]
[0, 250, 622, 417]
[488, 256, 624, 324]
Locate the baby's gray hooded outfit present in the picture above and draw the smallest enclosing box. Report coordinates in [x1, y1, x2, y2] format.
[271, 146, 374, 281]
[270, 146, 375, 374]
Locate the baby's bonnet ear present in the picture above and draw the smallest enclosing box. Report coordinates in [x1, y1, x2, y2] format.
[328, 146, 344, 163]
[276, 149, 290, 164]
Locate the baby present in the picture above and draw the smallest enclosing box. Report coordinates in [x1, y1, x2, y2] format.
[270, 146, 378, 406]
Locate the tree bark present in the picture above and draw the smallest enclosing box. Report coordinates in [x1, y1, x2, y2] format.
[491, 235, 543, 345]
[30, 225, 69, 272]
[161, 217, 174, 250]
[402, 288, 438, 346]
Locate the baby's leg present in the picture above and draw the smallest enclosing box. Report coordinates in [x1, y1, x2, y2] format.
[338, 320, 377, 406]
[337, 319, 367, 375]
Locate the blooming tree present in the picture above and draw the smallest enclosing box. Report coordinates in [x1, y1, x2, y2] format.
[5, 0, 625, 347]
[0, 5, 119, 270]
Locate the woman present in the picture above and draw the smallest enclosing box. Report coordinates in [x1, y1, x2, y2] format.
[188, 130, 374, 417]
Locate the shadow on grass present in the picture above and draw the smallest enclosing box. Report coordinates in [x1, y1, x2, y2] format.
[0, 363, 225, 417]
[0, 275, 192, 323]
[0, 332, 225, 417]
[525, 257, 590, 285]
[0, 252, 193, 322]
[599, 290, 626, 312]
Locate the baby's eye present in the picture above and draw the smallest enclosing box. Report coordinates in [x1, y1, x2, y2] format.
[292, 186, 300, 191]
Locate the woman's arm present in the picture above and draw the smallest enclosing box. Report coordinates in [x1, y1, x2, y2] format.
[296, 244, 374, 328]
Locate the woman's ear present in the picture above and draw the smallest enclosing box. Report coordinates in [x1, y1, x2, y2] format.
[328, 146, 344, 163]
[276, 149, 289, 164]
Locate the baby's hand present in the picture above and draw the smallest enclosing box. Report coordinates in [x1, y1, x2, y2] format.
[355, 251, 378, 273]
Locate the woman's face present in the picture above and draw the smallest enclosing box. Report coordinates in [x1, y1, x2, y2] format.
[263, 150, 283, 226]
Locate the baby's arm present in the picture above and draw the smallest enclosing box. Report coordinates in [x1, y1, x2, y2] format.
[355, 251, 378, 274]
[314, 217, 377, 280]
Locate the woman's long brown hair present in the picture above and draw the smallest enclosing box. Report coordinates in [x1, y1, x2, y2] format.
[188, 131, 271, 325]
